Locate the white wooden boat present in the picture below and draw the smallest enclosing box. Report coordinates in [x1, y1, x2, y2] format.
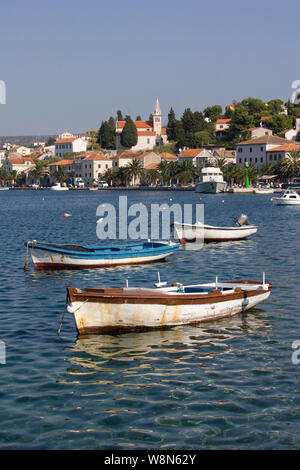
[271, 190, 300, 205]
[25, 240, 179, 270]
[195, 167, 227, 194]
[173, 214, 258, 243]
[50, 183, 69, 191]
[66, 275, 272, 335]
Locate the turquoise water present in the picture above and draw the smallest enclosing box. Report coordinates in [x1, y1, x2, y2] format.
[0, 190, 300, 449]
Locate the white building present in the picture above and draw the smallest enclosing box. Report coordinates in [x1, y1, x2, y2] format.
[248, 127, 273, 139]
[3, 155, 35, 174]
[74, 153, 113, 187]
[266, 142, 300, 165]
[236, 135, 288, 167]
[279, 129, 298, 141]
[215, 118, 231, 137]
[115, 99, 168, 151]
[55, 137, 87, 158]
[178, 148, 215, 167]
[12, 146, 32, 156]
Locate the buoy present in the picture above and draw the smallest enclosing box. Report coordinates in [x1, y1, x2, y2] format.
[61, 213, 72, 217]
[222, 200, 224, 203]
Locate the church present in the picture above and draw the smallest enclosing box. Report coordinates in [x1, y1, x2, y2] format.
[115, 99, 168, 151]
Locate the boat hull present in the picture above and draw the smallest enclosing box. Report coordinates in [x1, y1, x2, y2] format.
[195, 181, 227, 194]
[272, 198, 300, 205]
[67, 282, 271, 334]
[173, 222, 258, 243]
[30, 242, 179, 270]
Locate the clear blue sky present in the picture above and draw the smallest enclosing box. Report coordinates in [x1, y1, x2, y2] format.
[0, 0, 299, 136]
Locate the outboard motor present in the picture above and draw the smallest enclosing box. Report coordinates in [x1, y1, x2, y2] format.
[236, 213, 251, 226]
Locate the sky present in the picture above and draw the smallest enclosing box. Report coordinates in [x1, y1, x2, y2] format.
[0, 0, 299, 136]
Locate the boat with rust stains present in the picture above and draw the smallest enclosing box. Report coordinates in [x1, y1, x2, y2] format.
[25, 240, 179, 270]
[66, 275, 272, 335]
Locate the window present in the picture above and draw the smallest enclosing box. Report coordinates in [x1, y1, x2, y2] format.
[274, 154, 277, 161]
[238, 148, 243, 153]
[260, 157, 263, 163]
[250, 147, 252, 153]
[261, 147, 264, 152]
[147, 138, 150, 144]
[269, 155, 272, 161]
[255, 158, 258, 163]
[249, 157, 252, 162]
[98, 164, 101, 168]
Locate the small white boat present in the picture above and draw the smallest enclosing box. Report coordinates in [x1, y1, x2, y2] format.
[195, 167, 227, 194]
[173, 214, 258, 244]
[25, 240, 179, 270]
[253, 188, 274, 194]
[66, 274, 272, 334]
[0, 187, 9, 191]
[50, 183, 69, 191]
[271, 189, 300, 205]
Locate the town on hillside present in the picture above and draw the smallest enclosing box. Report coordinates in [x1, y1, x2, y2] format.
[1, 97, 300, 189]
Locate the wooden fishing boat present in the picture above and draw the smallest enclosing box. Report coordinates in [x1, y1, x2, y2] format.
[173, 214, 258, 243]
[25, 240, 179, 270]
[66, 275, 272, 334]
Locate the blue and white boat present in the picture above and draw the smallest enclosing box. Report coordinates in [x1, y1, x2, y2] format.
[25, 240, 180, 270]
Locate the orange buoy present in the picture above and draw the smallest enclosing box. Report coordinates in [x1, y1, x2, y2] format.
[61, 213, 72, 217]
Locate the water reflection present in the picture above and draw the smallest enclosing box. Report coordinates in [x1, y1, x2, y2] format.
[66, 311, 271, 373]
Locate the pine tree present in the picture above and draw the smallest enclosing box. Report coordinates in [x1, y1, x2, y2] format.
[120, 116, 138, 148]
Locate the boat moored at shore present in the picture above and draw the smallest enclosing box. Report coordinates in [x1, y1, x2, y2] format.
[195, 167, 227, 194]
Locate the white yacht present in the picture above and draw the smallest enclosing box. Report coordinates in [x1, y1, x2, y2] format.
[271, 189, 300, 205]
[50, 183, 69, 191]
[195, 167, 227, 194]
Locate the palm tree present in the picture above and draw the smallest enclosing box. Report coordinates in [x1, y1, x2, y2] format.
[0, 168, 10, 187]
[216, 157, 227, 173]
[29, 159, 47, 186]
[102, 168, 115, 187]
[280, 150, 300, 179]
[178, 160, 195, 185]
[168, 161, 181, 185]
[157, 160, 170, 186]
[53, 166, 67, 184]
[126, 158, 143, 186]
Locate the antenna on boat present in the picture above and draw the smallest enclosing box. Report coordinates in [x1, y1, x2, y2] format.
[263, 272, 265, 284]
[126, 279, 129, 288]
[215, 276, 218, 288]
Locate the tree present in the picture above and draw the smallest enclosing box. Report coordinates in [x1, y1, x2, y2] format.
[53, 165, 67, 184]
[120, 116, 138, 149]
[136, 115, 142, 121]
[265, 114, 293, 134]
[29, 158, 48, 185]
[203, 105, 222, 122]
[268, 99, 283, 115]
[227, 106, 255, 141]
[99, 117, 116, 149]
[102, 168, 115, 187]
[126, 158, 143, 186]
[46, 137, 56, 146]
[177, 160, 195, 184]
[157, 160, 170, 185]
[280, 150, 300, 178]
[241, 97, 267, 115]
[117, 110, 123, 121]
[166, 108, 184, 142]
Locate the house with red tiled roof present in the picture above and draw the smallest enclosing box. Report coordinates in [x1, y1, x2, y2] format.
[54, 136, 87, 158]
[178, 148, 215, 167]
[236, 135, 288, 167]
[248, 127, 273, 139]
[266, 142, 300, 164]
[279, 129, 297, 141]
[3, 155, 35, 174]
[115, 99, 168, 151]
[159, 152, 178, 162]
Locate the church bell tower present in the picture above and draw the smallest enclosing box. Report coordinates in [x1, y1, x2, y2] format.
[153, 98, 162, 135]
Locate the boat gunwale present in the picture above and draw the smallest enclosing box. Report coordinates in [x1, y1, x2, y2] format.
[67, 281, 272, 306]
